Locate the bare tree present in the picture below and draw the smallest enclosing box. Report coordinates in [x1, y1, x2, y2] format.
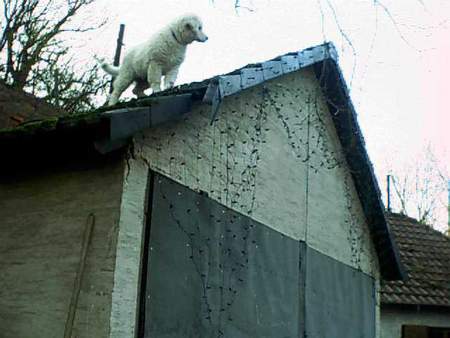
[389, 146, 448, 227]
[28, 46, 108, 113]
[0, 0, 108, 113]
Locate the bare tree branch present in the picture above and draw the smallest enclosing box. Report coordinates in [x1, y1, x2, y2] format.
[373, 0, 422, 51]
[323, 0, 357, 88]
[0, 0, 107, 113]
[389, 146, 448, 227]
[0, 0, 105, 90]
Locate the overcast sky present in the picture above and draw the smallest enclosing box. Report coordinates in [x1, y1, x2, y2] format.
[78, 0, 449, 229]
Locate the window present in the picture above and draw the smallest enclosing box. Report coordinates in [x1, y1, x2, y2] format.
[403, 325, 450, 338]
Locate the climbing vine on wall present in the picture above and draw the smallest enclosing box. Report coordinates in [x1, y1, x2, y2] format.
[135, 72, 372, 274]
[157, 177, 257, 336]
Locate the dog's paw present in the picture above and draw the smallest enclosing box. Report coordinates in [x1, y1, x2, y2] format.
[166, 81, 175, 89]
[151, 86, 161, 94]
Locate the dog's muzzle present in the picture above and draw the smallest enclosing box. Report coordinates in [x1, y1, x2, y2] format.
[197, 35, 208, 42]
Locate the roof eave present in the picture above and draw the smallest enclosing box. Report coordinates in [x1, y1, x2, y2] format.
[313, 56, 406, 281]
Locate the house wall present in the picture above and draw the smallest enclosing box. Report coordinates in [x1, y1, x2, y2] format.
[134, 67, 379, 278]
[381, 306, 450, 338]
[0, 158, 124, 338]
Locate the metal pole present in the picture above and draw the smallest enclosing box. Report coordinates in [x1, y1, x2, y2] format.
[110, 24, 125, 93]
[447, 179, 450, 234]
[387, 175, 391, 212]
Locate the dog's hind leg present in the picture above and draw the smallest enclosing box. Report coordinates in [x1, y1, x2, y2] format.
[109, 72, 134, 106]
[163, 66, 180, 90]
[147, 61, 162, 94]
[132, 81, 148, 98]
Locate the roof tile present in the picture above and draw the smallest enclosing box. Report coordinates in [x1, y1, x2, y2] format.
[381, 213, 450, 307]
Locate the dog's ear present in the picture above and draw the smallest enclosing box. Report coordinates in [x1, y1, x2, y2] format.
[185, 22, 193, 30]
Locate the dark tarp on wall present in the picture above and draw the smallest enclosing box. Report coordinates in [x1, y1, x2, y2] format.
[305, 247, 376, 337]
[141, 173, 375, 338]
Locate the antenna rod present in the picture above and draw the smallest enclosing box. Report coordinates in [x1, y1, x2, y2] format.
[387, 175, 391, 212]
[110, 24, 125, 93]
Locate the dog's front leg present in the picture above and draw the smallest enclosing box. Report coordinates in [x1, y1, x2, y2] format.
[164, 66, 180, 90]
[147, 61, 162, 94]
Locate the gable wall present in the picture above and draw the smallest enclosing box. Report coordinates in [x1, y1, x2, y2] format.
[134, 67, 379, 278]
[0, 159, 124, 338]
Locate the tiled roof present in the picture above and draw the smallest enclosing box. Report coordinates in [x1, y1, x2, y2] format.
[0, 80, 64, 129]
[381, 213, 450, 307]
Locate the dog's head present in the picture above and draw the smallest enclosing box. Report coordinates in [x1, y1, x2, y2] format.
[175, 14, 208, 44]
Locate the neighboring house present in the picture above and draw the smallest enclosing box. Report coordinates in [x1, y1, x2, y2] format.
[0, 43, 404, 338]
[381, 213, 450, 338]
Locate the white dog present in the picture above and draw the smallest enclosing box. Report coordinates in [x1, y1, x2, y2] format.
[99, 14, 208, 106]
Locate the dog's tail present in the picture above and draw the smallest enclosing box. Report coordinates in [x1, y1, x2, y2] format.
[94, 56, 120, 77]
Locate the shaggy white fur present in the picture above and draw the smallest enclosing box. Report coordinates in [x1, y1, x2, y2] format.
[99, 14, 208, 106]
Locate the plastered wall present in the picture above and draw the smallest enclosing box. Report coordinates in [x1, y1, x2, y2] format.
[109, 157, 149, 338]
[134, 67, 379, 278]
[0, 160, 124, 338]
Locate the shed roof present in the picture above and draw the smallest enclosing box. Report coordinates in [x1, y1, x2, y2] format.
[0, 42, 404, 281]
[381, 213, 450, 307]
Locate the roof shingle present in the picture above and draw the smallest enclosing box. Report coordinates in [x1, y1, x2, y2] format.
[381, 213, 450, 307]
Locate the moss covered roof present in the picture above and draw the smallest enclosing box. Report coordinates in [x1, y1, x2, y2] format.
[0, 110, 102, 139]
[0, 78, 210, 140]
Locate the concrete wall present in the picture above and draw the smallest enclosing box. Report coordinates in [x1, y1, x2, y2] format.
[0, 159, 124, 338]
[134, 67, 379, 278]
[381, 306, 450, 338]
[109, 157, 149, 338]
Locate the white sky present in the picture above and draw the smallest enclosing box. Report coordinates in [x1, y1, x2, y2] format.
[76, 0, 449, 229]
